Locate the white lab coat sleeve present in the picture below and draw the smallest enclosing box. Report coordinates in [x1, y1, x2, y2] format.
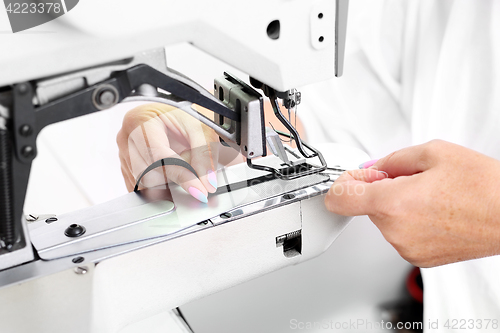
[299, 0, 411, 159]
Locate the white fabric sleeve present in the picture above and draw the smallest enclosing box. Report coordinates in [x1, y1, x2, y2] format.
[299, 0, 411, 159]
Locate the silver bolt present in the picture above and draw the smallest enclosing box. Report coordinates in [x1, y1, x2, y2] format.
[18, 83, 28, 95]
[98, 90, 116, 106]
[74, 266, 88, 275]
[26, 214, 39, 222]
[92, 84, 119, 110]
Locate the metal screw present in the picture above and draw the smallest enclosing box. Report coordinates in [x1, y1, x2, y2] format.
[72, 256, 84, 264]
[74, 266, 88, 275]
[26, 214, 39, 222]
[282, 193, 295, 200]
[99, 91, 115, 105]
[64, 224, 86, 237]
[220, 212, 232, 219]
[45, 217, 58, 224]
[21, 146, 35, 158]
[18, 83, 28, 95]
[19, 124, 33, 137]
[92, 84, 119, 110]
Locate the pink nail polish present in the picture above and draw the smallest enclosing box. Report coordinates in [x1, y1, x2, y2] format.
[358, 159, 379, 169]
[188, 187, 208, 203]
[207, 170, 218, 190]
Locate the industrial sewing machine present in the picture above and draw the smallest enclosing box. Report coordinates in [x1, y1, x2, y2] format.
[0, 1, 370, 332]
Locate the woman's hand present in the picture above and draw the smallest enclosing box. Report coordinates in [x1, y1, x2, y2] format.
[324, 140, 500, 267]
[116, 103, 219, 203]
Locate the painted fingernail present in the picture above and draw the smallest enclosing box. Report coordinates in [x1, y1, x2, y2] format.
[188, 187, 208, 203]
[379, 171, 389, 178]
[358, 159, 378, 169]
[207, 170, 218, 190]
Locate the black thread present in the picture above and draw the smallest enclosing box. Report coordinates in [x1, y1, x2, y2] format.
[134, 157, 199, 192]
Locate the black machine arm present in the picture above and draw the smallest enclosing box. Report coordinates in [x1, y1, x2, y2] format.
[0, 64, 239, 252]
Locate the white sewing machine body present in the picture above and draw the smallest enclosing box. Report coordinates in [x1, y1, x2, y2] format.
[0, 1, 364, 332]
[0, 0, 345, 91]
[0, 143, 368, 333]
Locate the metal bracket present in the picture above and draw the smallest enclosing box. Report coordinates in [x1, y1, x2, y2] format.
[12, 83, 37, 164]
[0, 61, 242, 267]
[335, 0, 349, 77]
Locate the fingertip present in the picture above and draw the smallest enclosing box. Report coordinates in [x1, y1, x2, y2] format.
[359, 159, 379, 169]
[365, 169, 389, 181]
[379, 171, 389, 178]
[204, 184, 217, 194]
[207, 170, 218, 191]
[188, 186, 208, 203]
[324, 183, 344, 212]
[197, 170, 218, 194]
[324, 179, 377, 216]
[345, 169, 388, 183]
